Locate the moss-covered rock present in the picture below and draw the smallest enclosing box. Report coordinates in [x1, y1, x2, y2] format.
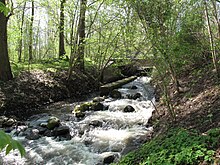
[47, 116, 60, 130]
[73, 102, 94, 113]
[73, 101, 107, 117]
[73, 102, 94, 118]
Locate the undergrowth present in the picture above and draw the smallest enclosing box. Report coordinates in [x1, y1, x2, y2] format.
[116, 127, 220, 165]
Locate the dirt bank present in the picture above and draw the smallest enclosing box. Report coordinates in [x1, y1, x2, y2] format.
[151, 63, 220, 135]
[0, 69, 99, 119]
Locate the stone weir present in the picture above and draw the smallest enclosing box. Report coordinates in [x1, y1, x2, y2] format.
[100, 76, 137, 96]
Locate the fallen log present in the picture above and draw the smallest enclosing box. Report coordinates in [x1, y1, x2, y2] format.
[100, 76, 137, 96]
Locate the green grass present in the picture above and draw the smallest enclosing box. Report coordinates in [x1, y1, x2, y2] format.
[10, 58, 69, 76]
[115, 127, 220, 165]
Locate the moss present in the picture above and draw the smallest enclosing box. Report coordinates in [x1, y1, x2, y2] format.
[73, 102, 97, 118]
[47, 117, 60, 130]
[73, 102, 95, 113]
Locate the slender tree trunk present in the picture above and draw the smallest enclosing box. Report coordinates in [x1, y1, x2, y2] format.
[29, 0, 34, 62]
[75, 0, 86, 71]
[59, 0, 66, 58]
[67, 0, 79, 80]
[211, 0, 220, 38]
[204, 0, 220, 77]
[35, 20, 40, 60]
[18, 1, 26, 62]
[0, 0, 13, 81]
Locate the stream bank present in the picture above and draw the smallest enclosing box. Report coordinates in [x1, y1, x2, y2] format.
[116, 63, 220, 165]
[0, 69, 99, 119]
[0, 76, 155, 165]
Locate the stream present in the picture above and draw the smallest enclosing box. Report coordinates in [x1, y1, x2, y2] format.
[0, 77, 155, 165]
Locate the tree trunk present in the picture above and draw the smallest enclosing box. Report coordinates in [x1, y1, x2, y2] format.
[58, 0, 66, 58]
[67, 0, 79, 80]
[211, 0, 220, 38]
[18, 1, 26, 62]
[204, 0, 220, 77]
[0, 0, 13, 81]
[75, 0, 86, 71]
[29, 0, 34, 62]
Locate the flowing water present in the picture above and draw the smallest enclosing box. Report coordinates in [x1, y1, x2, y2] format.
[0, 77, 155, 165]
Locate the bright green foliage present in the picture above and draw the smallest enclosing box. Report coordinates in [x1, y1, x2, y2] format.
[11, 58, 69, 76]
[116, 128, 220, 165]
[0, 131, 25, 157]
[0, 2, 9, 16]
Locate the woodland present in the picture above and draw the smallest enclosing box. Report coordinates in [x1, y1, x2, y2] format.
[0, 0, 220, 164]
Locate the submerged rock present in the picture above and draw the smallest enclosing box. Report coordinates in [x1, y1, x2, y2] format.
[89, 120, 103, 127]
[131, 85, 138, 89]
[101, 152, 119, 164]
[123, 105, 135, 113]
[24, 128, 41, 140]
[133, 93, 142, 100]
[110, 89, 122, 99]
[53, 125, 70, 136]
[28, 115, 50, 128]
[127, 93, 142, 100]
[93, 96, 105, 103]
[75, 111, 86, 118]
[36, 126, 47, 135]
[91, 102, 105, 111]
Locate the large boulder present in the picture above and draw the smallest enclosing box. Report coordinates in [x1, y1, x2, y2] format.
[47, 116, 60, 130]
[123, 105, 135, 113]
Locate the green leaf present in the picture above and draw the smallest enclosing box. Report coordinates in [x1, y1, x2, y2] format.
[6, 144, 12, 155]
[14, 141, 26, 157]
[0, 131, 25, 157]
[0, 2, 10, 16]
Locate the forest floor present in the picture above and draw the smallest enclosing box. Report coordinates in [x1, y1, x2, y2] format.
[154, 63, 220, 134]
[0, 69, 99, 119]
